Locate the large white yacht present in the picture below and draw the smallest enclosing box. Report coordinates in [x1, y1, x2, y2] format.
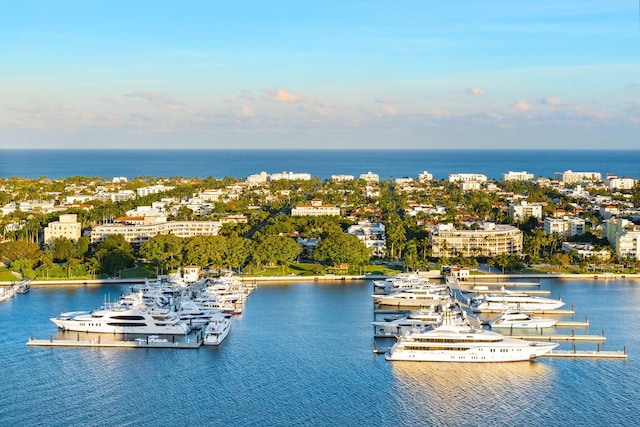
[51, 301, 191, 335]
[373, 285, 451, 308]
[471, 291, 565, 312]
[203, 314, 231, 346]
[385, 317, 557, 362]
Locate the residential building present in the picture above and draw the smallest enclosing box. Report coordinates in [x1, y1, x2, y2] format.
[429, 223, 523, 257]
[448, 173, 488, 183]
[561, 242, 610, 260]
[90, 217, 223, 244]
[43, 214, 82, 243]
[246, 171, 269, 184]
[554, 170, 602, 183]
[136, 184, 175, 197]
[347, 221, 386, 257]
[418, 171, 433, 182]
[603, 217, 640, 259]
[270, 171, 311, 181]
[544, 216, 585, 237]
[502, 171, 534, 181]
[291, 199, 340, 216]
[359, 172, 379, 182]
[331, 174, 354, 181]
[604, 175, 636, 191]
[509, 201, 543, 221]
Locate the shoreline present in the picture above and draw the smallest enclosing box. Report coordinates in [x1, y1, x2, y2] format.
[3, 272, 640, 287]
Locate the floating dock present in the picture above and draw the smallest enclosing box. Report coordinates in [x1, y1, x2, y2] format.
[26, 333, 203, 349]
[539, 349, 627, 359]
[460, 281, 541, 287]
[504, 333, 606, 343]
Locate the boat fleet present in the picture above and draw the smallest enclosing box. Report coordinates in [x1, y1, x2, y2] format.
[0, 280, 30, 304]
[50, 271, 254, 346]
[373, 273, 562, 363]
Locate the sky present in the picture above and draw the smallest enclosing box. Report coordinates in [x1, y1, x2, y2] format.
[1, 1, 639, 150]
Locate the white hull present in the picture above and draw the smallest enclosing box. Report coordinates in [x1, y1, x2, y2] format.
[490, 319, 557, 329]
[385, 342, 556, 362]
[51, 307, 191, 335]
[473, 301, 565, 312]
[203, 317, 231, 346]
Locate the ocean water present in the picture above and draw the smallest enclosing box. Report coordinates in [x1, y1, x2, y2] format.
[0, 278, 639, 426]
[1, 149, 640, 180]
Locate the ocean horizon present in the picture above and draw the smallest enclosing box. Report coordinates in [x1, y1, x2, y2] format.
[2, 149, 640, 181]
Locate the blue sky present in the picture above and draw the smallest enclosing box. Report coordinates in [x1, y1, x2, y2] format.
[1, 1, 638, 149]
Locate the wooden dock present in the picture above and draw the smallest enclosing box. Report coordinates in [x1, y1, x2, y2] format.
[460, 281, 541, 287]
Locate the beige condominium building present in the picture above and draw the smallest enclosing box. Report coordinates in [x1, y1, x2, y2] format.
[90, 216, 222, 244]
[43, 214, 82, 243]
[429, 223, 523, 257]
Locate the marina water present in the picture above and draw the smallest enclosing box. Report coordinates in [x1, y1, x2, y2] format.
[1, 278, 639, 426]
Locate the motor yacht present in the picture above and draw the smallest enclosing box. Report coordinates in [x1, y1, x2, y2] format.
[203, 314, 231, 346]
[489, 311, 557, 329]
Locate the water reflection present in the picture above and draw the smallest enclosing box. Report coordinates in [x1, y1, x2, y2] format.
[389, 361, 556, 425]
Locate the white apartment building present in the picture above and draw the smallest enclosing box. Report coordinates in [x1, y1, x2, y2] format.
[94, 190, 136, 202]
[604, 175, 636, 191]
[448, 173, 488, 183]
[602, 217, 640, 259]
[291, 199, 340, 217]
[509, 201, 543, 221]
[331, 174, 355, 181]
[544, 216, 586, 237]
[270, 171, 311, 181]
[418, 171, 433, 182]
[395, 177, 414, 184]
[554, 170, 602, 183]
[136, 184, 175, 197]
[429, 223, 523, 257]
[561, 242, 610, 260]
[460, 181, 482, 191]
[359, 172, 379, 182]
[246, 171, 269, 184]
[502, 171, 534, 181]
[43, 214, 82, 243]
[347, 221, 386, 257]
[90, 217, 223, 244]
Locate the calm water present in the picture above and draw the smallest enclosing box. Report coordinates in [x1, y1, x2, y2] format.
[1, 278, 639, 426]
[1, 149, 640, 180]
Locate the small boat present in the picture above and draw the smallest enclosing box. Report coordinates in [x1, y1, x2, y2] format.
[13, 280, 31, 294]
[471, 290, 565, 312]
[203, 314, 231, 346]
[489, 311, 557, 329]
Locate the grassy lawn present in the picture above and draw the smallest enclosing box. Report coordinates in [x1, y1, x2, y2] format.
[120, 264, 158, 279]
[0, 267, 20, 282]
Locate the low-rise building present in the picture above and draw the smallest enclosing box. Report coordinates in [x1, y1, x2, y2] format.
[429, 222, 523, 257]
[43, 214, 82, 243]
[604, 174, 636, 191]
[502, 171, 534, 181]
[554, 170, 602, 183]
[509, 201, 543, 221]
[448, 173, 488, 183]
[544, 216, 586, 237]
[291, 199, 340, 217]
[136, 184, 175, 197]
[347, 221, 386, 257]
[90, 217, 222, 244]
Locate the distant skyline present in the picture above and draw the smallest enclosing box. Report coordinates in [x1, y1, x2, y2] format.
[1, 1, 639, 150]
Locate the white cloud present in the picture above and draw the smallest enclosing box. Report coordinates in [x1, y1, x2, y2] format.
[466, 87, 485, 96]
[513, 101, 532, 111]
[124, 91, 185, 111]
[263, 88, 302, 103]
[538, 96, 569, 106]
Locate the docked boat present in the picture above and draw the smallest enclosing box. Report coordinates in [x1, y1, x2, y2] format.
[13, 280, 31, 294]
[385, 317, 558, 362]
[203, 314, 231, 346]
[373, 285, 451, 308]
[471, 291, 565, 312]
[489, 311, 557, 329]
[51, 301, 191, 335]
